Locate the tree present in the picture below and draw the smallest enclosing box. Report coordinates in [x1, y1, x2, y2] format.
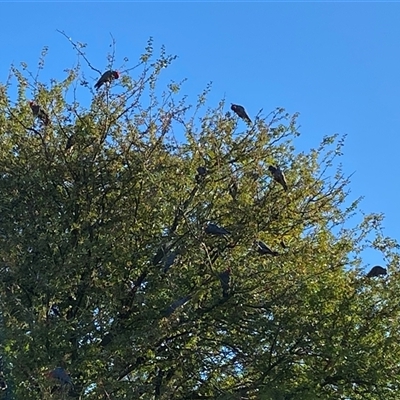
[0, 36, 399, 399]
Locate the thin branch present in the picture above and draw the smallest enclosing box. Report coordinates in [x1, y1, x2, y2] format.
[107, 32, 117, 69]
[56, 29, 102, 75]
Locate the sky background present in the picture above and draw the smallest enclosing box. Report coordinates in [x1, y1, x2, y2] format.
[1, 2, 399, 269]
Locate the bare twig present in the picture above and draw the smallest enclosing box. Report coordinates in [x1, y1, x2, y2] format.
[107, 32, 117, 69]
[56, 29, 102, 75]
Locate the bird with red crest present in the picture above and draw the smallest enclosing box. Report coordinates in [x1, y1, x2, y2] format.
[94, 70, 120, 90]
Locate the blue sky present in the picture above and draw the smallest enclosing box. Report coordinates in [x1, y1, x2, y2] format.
[1, 2, 399, 268]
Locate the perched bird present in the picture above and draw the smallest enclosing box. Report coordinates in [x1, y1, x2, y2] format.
[366, 265, 387, 278]
[29, 101, 50, 126]
[219, 268, 231, 298]
[195, 166, 208, 184]
[152, 241, 173, 266]
[163, 251, 177, 273]
[256, 240, 279, 256]
[229, 179, 238, 200]
[47, 367, 73, 388]
[268, 165, 288, 191]
[65, 134, 75, 152]
[231, 103, 252, 123]
[100, 332, 113, 348]
[94, 70, 120, 90]
[204, 223, 230, 236]
[163, 295, 192, 317]
[197, 166, 207, 176]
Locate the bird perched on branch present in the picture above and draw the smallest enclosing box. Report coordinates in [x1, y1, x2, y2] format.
[29, 101, 50, 126]
[163, 295, 192, 317]
[268, 165, 288, 191]
[255, 240, 279, 256]
[47, 367, 73, 389]
[195, 166, 208, 184]
[204, 223, 230, 236]
[366, 265, 387, 278]
[94, 70, 119, 90]
[153, 241, 174, 266]
[231, 103, 252, 123]
[229, 179, 238, 200]
[219, 268, 231, 298]
[65, 134, 75, 153]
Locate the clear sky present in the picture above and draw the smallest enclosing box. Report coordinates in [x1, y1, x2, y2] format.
[1, 2, 399, 268]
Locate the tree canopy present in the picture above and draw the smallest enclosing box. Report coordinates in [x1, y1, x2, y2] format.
[0, 37, 399, 400]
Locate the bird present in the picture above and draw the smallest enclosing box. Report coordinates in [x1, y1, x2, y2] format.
[163, 295, 192, 317]
[94, 70, 120, 90]
[195, 166, 208, 184]
[197, 166, 207, 176]
[204, 223, 230, 235]
[29, 101, 50, 126]
[366, 265, 387, 278]
[65, 134, 75, 153]
[268, 165, 288, 191]
[47, 367, 73, 388]
[219, 268, 231, 298]
[255, 240, 279, 256]
[163, 252, 177, 273]
[231, 103, 252, 123]
[229, 179, 238, 200]
[152, 241, 174, 266]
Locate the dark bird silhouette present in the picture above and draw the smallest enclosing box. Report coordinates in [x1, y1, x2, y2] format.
[195, 166, 208, 184]
[47, 367, 73, 388]
[197, 166, 207, 176]
[65, 135, 75, 152]
[152, 241, 174, 266]
[256, 240, 279, 256]
[366, 265, 387, 278]
[94, 70, 120, 90]
[204, 223, 230, 235]
[219, 268, 231, 298]
[231, 103, 252, 123]
[268, 165, 288, 191]
[163, 251, 177, 273]
[29, 101, 50, 126]
[163, 295, 192, 317]
[100, 332, 113, 348]
[229, 180, 238, 200]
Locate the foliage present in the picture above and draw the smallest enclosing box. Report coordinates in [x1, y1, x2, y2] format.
[0, 37, 398, 400]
